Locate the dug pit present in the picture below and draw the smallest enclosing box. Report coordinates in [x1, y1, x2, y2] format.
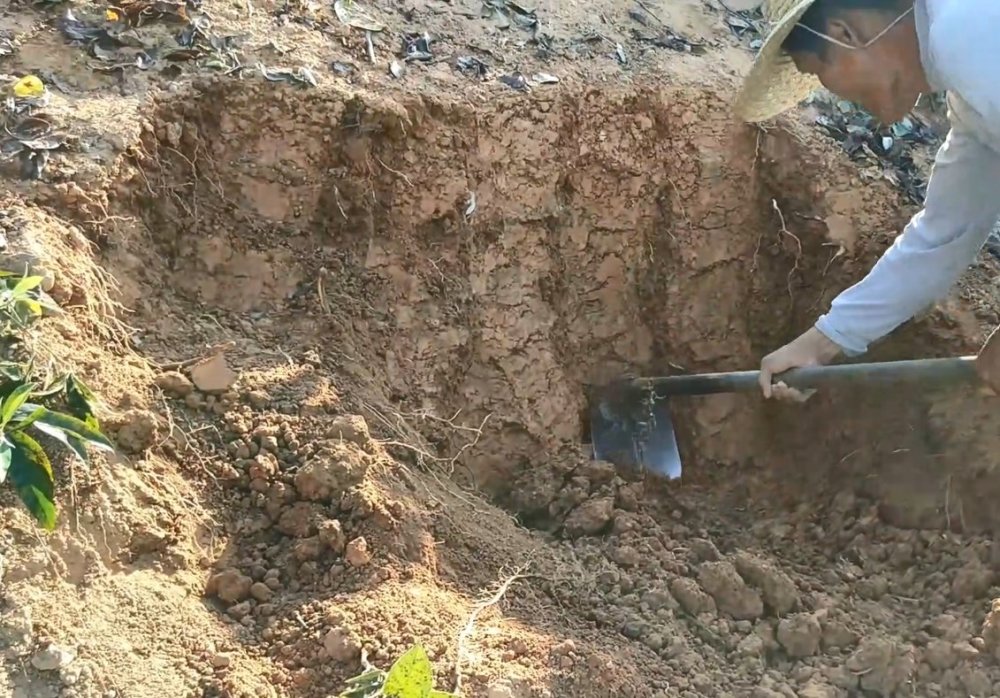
[118, 80, 1000, 533]
[9, 75, 981, 698]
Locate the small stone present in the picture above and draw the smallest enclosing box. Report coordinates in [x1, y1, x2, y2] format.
[318, 519, 347, 553]
[31, 643, 76, 671]
[189, 354, 237, 394]
[250, 582, 273, 602]
[210, 652, 231, 669]
[156, 371, 194, 397]
[563, 497, 615, 538]
[323, 627, 361, 662]
[209, 568, 253, 603]
[345, 537, 372, 567]
[227, 601, 252, 619]
[776, 613, 821, 658]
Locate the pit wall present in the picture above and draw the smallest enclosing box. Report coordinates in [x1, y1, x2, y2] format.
[116, 79, 1000, 531]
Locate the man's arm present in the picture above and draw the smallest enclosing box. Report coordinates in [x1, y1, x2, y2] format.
[815, 127, 1000, 355]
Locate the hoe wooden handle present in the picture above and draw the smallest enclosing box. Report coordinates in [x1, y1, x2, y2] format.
[630, 356, 980, 397]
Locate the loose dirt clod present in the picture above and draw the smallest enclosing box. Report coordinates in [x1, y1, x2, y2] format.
[189, 353, 237, 393]
[845, 637, 916, 696]
[563, 497, 615, 538]
[31, 643, 75, 671]
[156, 370, 194, 397]
[323, 627, 362, 662]
[209, 568, 253, 603]
[697, 561, 763, 620]
[344, 537, 372, 567]
[733, 552, 799, 616]
[776, 613, 821, 658]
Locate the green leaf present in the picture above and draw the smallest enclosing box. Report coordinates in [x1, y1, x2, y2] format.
[33, 373, 68, 400]
[0, 439, 11, 483]
[35, 289, 62, 314]
[29, 408, 114, 452]
[30, 419, 91, 463]
[8, 431, 56, 530]
[11, 275, 44, 296]
[0, 362, 28, 383]
[12, 405, 45, 430]
[12, 298, 42, 326]
[1, 382, 35, 429]
[383, 645, 433, 698]
[66, 374, 101, 430]
[429, 692, 456, 697]
[336, 669, 384, 698]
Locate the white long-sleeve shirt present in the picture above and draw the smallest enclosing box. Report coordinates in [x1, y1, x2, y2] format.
[814, 0, 1000, 355]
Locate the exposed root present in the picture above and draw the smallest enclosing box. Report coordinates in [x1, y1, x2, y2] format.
[453, 565, 531, 695]
[772, 198, 802, 303]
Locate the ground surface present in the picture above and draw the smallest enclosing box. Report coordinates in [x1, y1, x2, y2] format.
[1, 0, 1000, 697]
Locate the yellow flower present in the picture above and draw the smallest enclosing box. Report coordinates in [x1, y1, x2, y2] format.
[12, 75, 44, 99]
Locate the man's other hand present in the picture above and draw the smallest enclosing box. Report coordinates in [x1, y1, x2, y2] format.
[759, 327, 843, 401]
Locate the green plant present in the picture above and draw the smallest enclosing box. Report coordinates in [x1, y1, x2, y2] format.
[0, 269, 114, 529]
[0, 272, 61, 333]
[339, 644, 456, 698]
[0, 371, 113, 529]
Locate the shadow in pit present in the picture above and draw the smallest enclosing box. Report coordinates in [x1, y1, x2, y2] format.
[105, 76, 1000, 695]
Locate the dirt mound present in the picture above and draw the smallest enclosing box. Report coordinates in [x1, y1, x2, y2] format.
[1, 0, 1000, 697]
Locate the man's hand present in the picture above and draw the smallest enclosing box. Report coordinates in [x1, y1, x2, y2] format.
[977, 325, 1000, 395]
[759, 327, 843, 401]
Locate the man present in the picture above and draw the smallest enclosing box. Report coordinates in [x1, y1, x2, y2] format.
[734, 0, 1000, 399]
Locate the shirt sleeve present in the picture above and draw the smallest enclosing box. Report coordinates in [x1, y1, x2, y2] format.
[814, 126, 1000, 355]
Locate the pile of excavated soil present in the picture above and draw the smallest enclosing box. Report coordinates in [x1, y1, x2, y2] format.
[2, 0, 1000, 697]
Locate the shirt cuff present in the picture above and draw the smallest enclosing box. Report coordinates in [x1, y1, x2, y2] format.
[815, 315, 868, 357]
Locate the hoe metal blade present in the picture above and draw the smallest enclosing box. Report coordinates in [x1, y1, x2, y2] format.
[588, 382, 682, 479]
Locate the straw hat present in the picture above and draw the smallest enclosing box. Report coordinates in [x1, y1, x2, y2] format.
[734, 0, 823, 122]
